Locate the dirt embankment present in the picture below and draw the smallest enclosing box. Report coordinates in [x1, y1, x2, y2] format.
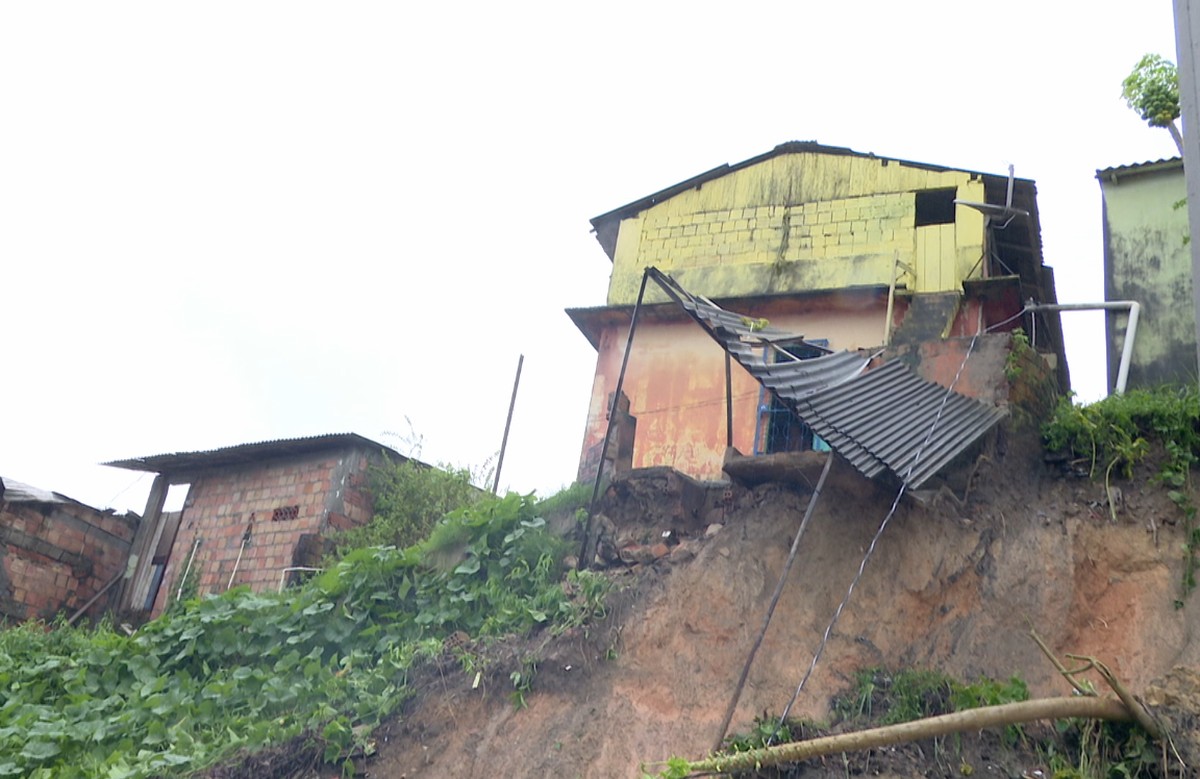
[371, 433, 1200, 778]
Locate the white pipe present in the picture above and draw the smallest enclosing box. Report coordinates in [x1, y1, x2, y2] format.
[278, 566, 324, 592]
[1024, 300, 1141, 395]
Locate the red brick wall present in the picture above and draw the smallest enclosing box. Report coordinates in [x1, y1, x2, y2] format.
[0, 500, 137, 622]
[151, 447, 381, 614]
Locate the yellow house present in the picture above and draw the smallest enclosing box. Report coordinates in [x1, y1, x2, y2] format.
[570, 142, 1065, 483]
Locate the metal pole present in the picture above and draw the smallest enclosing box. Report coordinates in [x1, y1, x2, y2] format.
[491, 354, 524, 494]
[579, 269, 651, 567]
[712, 452, 836, 750]
[175, 536, 202, 602]
[1175, 0, 1200, 385]
[725, 351, 734, 448]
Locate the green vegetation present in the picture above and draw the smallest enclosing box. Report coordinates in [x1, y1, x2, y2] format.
[835, 667, 1028, 738]
[645, 669, 1030, 778]
[331, 457, 484, 556]
[0, 492, 609, 778]
[1042, 388, 1200, 602]
[1005, 328, 1032, 382]
[1122, 53, 1183, 153]
[533, 481, 591, 521]
[1040, 720, 1161, 779]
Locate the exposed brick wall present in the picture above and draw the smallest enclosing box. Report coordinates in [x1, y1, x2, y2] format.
[0, 500, 137, 622]
[151, 446, 383, 614]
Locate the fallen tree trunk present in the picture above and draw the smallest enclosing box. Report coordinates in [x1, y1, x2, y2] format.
[681, 696, 1133, 776]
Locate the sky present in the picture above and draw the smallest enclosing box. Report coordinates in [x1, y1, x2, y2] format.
[0, 1, 1186, 515]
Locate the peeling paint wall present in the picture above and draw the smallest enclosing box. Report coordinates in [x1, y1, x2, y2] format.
[608, 152, 987, 305]
[1099, 162, 1197, 388]
[577, 291, 894, 482]
[0, 500, 136, 621]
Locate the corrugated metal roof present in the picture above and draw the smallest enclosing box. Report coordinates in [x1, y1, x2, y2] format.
[648, 269, 1006, 489]
[0, 476, 67, 504]
[1096, 157, 1183, 180]
[104, 433, 407, 475]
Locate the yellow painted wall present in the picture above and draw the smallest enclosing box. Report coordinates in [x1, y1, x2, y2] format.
[608, 152, 987, 305]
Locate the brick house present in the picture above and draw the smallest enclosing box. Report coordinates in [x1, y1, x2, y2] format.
[569, 142, 1067, 483]
[0, 477, 137, 622]
[105, 433, 403, 617]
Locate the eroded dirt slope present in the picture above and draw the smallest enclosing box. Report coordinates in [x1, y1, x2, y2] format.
[371, 440, 1200, 778]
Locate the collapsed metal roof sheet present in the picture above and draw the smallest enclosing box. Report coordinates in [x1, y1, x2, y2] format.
[648, 268, 1006, 489]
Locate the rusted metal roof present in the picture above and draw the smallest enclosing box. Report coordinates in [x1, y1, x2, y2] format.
[648, 268, 1006, 489]
[104, 433, 406, 475]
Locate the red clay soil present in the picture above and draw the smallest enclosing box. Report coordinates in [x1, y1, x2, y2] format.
[357, 437, 1200, 778]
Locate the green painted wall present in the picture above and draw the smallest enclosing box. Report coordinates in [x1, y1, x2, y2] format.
[1099, 162, 1196, 388]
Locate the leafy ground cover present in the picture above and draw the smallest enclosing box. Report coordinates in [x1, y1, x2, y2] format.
[0, 492, 608, 778]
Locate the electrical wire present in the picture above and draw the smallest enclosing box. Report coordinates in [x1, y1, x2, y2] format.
[105, 472, 148, 508]
[770, 330, 982, 737]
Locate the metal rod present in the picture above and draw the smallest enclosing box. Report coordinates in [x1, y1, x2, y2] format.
[66, 570, 125, 625]
[176, 536, 201, 602]
[227, 520, 254, 591]
[712, 452, 836, 750]
[883, 251, 899, 346]
[725, 351, 734, 448]
[491, 354, 524, 494]
[1024, 300, 1141, 394]
[579, 269, 651, 567]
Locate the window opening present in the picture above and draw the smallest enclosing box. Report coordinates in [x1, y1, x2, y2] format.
[914, 188, 957, 227]
[759, 340, 831, 454]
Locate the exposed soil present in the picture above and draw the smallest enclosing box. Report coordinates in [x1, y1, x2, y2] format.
[226, 426, 1200, 778]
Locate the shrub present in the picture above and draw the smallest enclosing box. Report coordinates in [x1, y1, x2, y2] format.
[332, 457, 483, 556]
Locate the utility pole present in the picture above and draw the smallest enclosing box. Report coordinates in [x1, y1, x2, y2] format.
[1174, 0, 1200, 381]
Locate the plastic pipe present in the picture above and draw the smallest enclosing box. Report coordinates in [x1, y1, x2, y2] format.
[1024, 300, 1141, 394]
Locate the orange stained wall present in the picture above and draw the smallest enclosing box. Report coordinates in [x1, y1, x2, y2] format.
[578, 291, 892, 482]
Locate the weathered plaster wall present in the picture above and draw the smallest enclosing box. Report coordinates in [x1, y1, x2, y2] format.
[577, 291, 894, 482]
[608, 152, 987, 305]
[151, 448, 379, 614]
[1100, 162, 1196, 388]
[0, 500, 136, 621]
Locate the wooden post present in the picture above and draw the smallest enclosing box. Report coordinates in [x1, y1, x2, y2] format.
[491, 354, 524, 495]
[725, 351, 734, 448]
[117, 474, 170, 612]
[580, 269, 650, 567]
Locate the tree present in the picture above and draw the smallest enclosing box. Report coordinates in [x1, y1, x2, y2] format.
[1123, 53, 1184, 154]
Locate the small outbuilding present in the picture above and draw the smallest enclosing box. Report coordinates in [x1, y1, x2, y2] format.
[105, 433, 404, 617]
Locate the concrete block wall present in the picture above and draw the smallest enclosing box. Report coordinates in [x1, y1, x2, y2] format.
[151, 447, 380, 614]
[636, 192, 913, 271]
[0, 500, 137, 621]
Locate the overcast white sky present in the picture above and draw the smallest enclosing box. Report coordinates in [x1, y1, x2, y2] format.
[0, 1, 1185, 514]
